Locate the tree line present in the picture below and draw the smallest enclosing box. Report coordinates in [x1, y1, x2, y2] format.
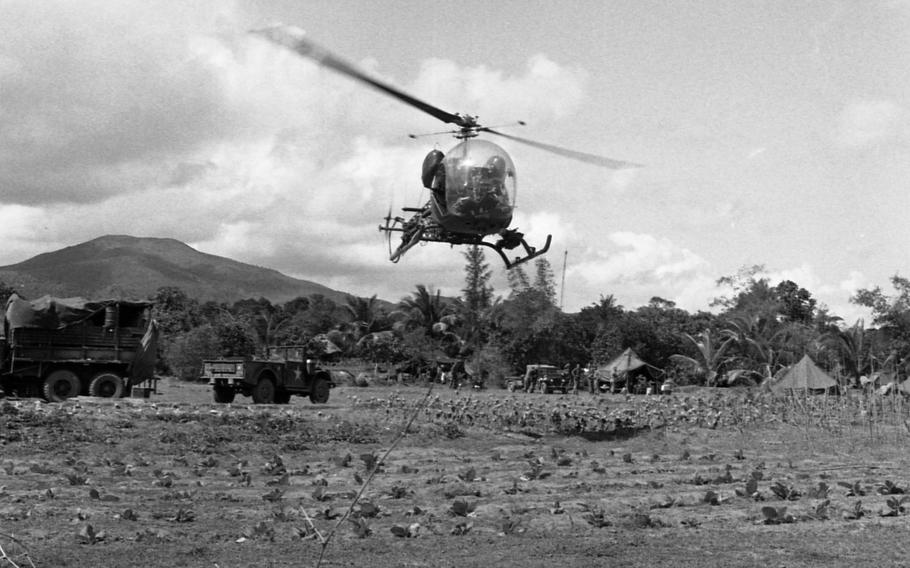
[1, 255, 909, 387]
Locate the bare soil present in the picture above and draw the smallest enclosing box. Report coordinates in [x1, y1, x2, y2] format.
[3, 379, 910, 567]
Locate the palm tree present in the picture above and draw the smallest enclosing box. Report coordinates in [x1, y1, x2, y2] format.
[397, 285, 450, 334]
[343, 294, 384, 336]
[671, 329, 736, 387]
[394, 284, 464, 358]
[722, 314, 790, 382]
[821, 319, 869, 386]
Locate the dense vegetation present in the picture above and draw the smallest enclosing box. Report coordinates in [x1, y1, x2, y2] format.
[2, 254, 909, 387]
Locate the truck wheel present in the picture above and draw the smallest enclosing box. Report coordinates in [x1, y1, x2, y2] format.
[213, 386, 236, 403]
[309, 378, 330, 404]
[251, 377, 276, 404]
[88, 372, 124, 398]
[43, 370, 82, 402]
[274, 391, 291, 404]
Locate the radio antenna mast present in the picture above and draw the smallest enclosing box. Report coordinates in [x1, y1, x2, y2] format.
[559, 250, 568, 310]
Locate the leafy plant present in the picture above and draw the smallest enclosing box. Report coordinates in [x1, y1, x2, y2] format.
[390, 523, 421, 538]
[261, 488, 283, 502]
[805, 481, 830, 500]
[360, 452, 379, 473]
[760, 506, 795, 525]
[735, 477, 763, 501]
[450, 499, 477, 517]
[769, 481, 801, 501]
[311, 485, 331, 502]
[521, 457, 546, 481]
[841, 500, 865, 520]
[354, 501, 380, 519]
[458, 466, 477, 482]
[241, 521, 275, 542]
[499, 515, 525, 535]
[622, 511, 668, 529]
[66, 472, 88, 486]
[451, 521, 473, 536]
[388, 484, 409, 499]
[348, 517, 371, 538]
[703, 490, 722, 506]
[76, 524, 106, 545]
[879, 496, 910, 517]
[579, 503, 612, 528]
[806, 499, 831, 521]
[713, 465, 735, 484]
[877, 480, 906, 495]
[168, 508, 196, 523]
[837, 481, 866, 497]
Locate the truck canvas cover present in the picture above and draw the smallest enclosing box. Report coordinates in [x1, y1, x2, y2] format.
[3, 294, 152, 331]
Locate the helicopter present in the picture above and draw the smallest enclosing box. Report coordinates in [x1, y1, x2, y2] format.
[254, 25, 639, 269]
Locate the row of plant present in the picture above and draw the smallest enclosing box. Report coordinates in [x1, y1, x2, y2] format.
[349, 389, 910, 439]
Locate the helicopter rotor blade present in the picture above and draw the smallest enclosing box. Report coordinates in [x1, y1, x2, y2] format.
[252, 25, 467, 128]
[482, 128, 642, 170]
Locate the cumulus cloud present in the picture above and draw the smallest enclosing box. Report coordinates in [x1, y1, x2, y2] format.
[0, 1, 601, 308]
[411, 54, 588, 126]
[566, 232, 716, 310]
[0, 1, 246, 204]
[834, 100, 906, 148]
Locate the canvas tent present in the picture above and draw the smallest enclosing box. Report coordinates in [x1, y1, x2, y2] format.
[597, 348, 650, 377]
[771, 354, 837, 393]
[595, 348, 659, 393]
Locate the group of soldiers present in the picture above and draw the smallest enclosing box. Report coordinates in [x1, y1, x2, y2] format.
[523, 363, 596, 394]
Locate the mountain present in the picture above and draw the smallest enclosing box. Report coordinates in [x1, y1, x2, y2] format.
[0, 235, 358, 305]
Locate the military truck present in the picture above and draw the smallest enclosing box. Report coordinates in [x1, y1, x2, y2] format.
[202, 345, 334, 404]
[0, 294, 158, 401]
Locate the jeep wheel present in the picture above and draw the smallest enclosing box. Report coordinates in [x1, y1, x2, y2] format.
[251, 377, 276, 404]
[213, 386, 236, 404]
[43, 370, 82, 402]
[309, 378, 330, 404]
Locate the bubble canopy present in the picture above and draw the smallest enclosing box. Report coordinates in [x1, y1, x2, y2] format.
[442, 139, 516, 224]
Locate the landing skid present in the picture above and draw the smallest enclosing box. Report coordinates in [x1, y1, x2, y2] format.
[481, 233, 551, 269]
[380, 212, 550, 269]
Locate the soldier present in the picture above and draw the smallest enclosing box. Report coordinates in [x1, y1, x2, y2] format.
[525, 367, 538, 393]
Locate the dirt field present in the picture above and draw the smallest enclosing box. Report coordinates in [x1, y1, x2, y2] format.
[3, 378, 910, 567]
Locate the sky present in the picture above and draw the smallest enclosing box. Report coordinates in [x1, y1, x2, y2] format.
[1, 1, 908, 323]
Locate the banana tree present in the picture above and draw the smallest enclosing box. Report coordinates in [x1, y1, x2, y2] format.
[671, 329, 736, 387]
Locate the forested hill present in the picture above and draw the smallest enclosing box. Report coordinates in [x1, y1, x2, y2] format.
[0, 235, 354, 304]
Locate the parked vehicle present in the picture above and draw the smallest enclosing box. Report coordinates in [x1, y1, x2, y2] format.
[505, 364, 571, 394]
[202, 345, 334, 404]
[0, 294, 158, 401]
